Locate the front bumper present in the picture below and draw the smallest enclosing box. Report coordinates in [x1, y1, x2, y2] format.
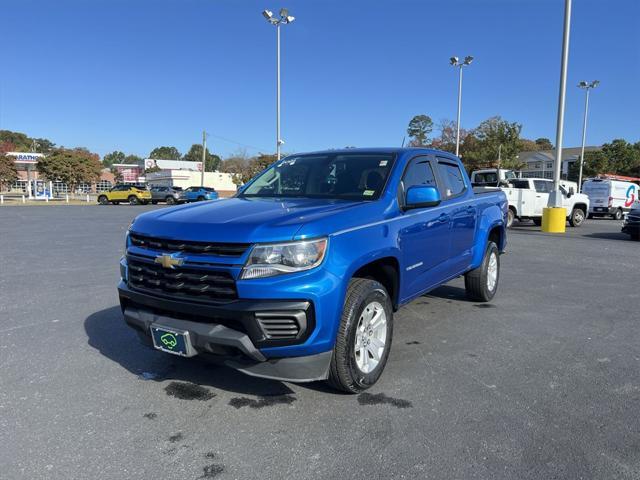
[118, 281, 333, 382]
[622, 220, 640, 236]
[590, 206, 616, 214]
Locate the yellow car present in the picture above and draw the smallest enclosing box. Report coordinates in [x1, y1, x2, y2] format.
[98, 184, 152, 205]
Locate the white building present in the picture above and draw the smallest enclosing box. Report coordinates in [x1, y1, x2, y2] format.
[518, 147, 601, 179]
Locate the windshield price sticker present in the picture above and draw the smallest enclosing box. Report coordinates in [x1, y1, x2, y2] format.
[379, 160, 388, 167]
[363, 190, 375, 196]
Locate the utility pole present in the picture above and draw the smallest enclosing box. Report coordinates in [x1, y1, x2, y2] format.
[450, 56, 474, 157]
[201, 130, 207, 187]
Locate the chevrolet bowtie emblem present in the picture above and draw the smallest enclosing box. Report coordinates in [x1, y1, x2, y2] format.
[154, 253, 184, 269]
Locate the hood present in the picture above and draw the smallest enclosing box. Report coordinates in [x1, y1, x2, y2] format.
[130, 197, 367, 243]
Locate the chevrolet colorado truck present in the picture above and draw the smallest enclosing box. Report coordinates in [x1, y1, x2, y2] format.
[118, 148, 507, 392]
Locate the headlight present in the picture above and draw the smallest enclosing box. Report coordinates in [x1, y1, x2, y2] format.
[241, 238, 328, 279]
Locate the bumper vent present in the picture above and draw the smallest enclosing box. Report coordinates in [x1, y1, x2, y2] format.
[130, 233, 249, 257]
[127, 258, 237, 302]
[256, 311, 306, 340]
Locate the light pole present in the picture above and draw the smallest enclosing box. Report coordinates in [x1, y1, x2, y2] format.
[577, 80, 599, 192]
[542, 0, 572, 233]
[450, 55, 473, 157]
[262, 8, 295, 160]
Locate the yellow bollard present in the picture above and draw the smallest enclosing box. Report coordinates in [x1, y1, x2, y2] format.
[541, 207, 567, 233]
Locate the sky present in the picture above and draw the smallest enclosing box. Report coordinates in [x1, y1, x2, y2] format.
[1, 0, 639, 160]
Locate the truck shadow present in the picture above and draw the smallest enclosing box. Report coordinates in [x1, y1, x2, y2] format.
[84, 306, 295, 396]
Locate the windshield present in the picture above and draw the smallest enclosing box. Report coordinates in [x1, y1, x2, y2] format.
[473, 172, 498, 185]
[241, 152, 396, 200]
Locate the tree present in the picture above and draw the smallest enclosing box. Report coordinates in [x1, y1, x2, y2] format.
[567, 139, 640, 181]
[430, 119, 463, 153]
[221, 151, 276, 185]
[407, 115, 434, 147]
[102, 151, 126, 168]
[0, 130, 56, 153]
[183, 144, 222, 171]
[460, 116, 524, 170]
[0, 154, 18, 191]
[149, 146, 181, 160]
[124, 154, 143, 164]
[535, 138, 553, 150]
[37, 148, 102, 194]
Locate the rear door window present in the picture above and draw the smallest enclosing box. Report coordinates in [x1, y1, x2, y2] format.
[437, 161, 466, 198]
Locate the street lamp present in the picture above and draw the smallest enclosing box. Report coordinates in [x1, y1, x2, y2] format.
[576, 80, 599, 192]
[450, 55, 474, 157]
[262, 7, 295, 160]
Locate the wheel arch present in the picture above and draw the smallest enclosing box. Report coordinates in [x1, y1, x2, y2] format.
[351, 256, 400, 311]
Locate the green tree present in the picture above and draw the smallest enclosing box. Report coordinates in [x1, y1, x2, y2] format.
[102, 151, 126, 168]
[37, 148, 102, 194]
[407, 115, 434, 146]
[183, 144, 222, 171]
[124, 154, 143, 164]
[0, 130, 55, 153]
[149, 146, 181, 160]
[535, 138, 553, 150]
[461, 116, 524, 170]
[0, 154, 18, 191]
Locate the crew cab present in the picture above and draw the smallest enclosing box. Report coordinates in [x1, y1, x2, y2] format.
[180, 186, 219, 202]
[98, 184, 151, 205]
[500, 178, 589, 228]
[118, 148, 507, 392]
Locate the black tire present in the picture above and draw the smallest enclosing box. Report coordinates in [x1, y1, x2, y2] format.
[197, 196, 205, 202]
[327, 279, 393, 394]
[532, 218, 542, 226]
[613, 209, 623, 221]
[98, 195, 109, 205]
[128, 195, 139, 205]
[631, 233, 640, 241]
[465, 241, 500, 302]
[151, 200, 158, 205]
[166, 196, 176, 205]
[506, 208, 515, 229]
[569, 207, 586, 227]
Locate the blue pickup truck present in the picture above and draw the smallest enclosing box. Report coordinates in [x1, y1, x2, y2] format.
[118, 148, 507, 392]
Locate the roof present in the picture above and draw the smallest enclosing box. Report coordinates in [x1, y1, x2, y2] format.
[293, 147, 456, 156]
[519, 146, 601, 165]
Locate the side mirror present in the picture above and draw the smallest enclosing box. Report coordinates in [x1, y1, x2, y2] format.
[405, 185, 441, 210]
[567, 187, 574, 198]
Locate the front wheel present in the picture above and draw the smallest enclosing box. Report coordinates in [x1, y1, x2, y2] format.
[569, 208, 586, 227]
[165, 196, 176, 205]
[197, 195, 205, 202]
[613, 209, 623, 221]
[98, 195, 109, 205]
[128, 195, 139, 205]
[327, 279, 393, 393]
[465, 241, 500, 302]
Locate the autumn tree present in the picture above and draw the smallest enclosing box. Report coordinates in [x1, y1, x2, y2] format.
[149, 146, 181, 160]
[535, 138, 553, 150]
[460, 116, 525, 170]
[37, 148, 102, 194]
[0, 154, 18, 191]
[183, 144, 222, 171]
[407, 115, 434, 146]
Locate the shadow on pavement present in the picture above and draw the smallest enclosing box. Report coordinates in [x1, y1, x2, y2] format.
[425, 284, 475, 302]
[84, 306, 295, 396]
[583, 232, 631, 241]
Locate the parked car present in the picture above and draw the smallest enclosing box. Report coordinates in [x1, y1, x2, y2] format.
[97, 184, 151, 205]
[496, 178, 589, 228]
[180, 186, 219, 202]
[118, 148, 507, 392]
[149, 186, 182, 205]
[582, 178, 639, 220]
[622, 204, 640, 240]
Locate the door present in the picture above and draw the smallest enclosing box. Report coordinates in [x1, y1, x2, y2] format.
[435, 159, 477, 270]
[533, 180, 552, 214]
[110, 185, 128, 201]
[398, 155, 451, 298]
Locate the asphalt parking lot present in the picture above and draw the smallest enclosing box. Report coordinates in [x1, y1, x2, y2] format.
[1, 205, 639, 480]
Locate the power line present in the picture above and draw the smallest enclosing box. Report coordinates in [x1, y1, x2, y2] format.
[207, 133, 269, 153]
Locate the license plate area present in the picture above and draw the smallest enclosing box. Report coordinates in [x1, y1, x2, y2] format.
[150, 325, 197, 357]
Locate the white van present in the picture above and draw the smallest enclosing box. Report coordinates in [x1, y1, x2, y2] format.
[582, 179, 639, 220]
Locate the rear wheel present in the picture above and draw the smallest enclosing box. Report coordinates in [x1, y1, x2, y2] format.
[98, 195, 108, 205]
[327, 279, 393, 393]
[197, 195, 205, 202]
[128, 195, 139, 205]
[465, 241, 500, 302]
[613, 209, 623, 221]
[506, 208, 515, 228]
[569, 207, 586, 227]
[166, 196, 176, 205]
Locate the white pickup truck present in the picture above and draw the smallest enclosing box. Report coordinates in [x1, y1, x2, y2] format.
[500, 178, 589, 228]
